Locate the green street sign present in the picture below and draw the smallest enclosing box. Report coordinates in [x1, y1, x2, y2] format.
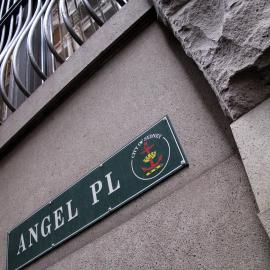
[7, 116, 188, 270]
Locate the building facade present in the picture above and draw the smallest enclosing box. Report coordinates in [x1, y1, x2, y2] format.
[0, 0, 270, 269]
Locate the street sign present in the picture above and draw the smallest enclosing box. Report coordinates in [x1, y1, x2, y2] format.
[7, 116, 188, 270]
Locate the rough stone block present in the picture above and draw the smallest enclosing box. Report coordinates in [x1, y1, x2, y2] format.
[152, 0, 270, 120]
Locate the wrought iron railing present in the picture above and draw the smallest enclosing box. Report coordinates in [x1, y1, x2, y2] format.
[0, 0, 128, 122]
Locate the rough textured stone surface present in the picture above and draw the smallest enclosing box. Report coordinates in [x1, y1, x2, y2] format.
[152, 0, 270, 120]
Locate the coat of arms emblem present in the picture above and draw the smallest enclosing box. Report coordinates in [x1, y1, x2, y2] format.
[131, 133, 170, 181]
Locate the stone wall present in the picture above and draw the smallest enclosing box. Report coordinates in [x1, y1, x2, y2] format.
[152, 0, 270, 120]
[2, 21, 269, 270]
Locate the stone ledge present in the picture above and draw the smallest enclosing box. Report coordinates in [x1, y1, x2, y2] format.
[259, 209, 270, 239]
[231, 97, 270, 213]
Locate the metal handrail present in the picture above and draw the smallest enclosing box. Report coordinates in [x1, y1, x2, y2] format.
[0, 0, 128, 118]
[2, 15, 14, 51]
[0, 1, 5, 19]
[0, 0, 29, 28]
[0, 26, 6, 53]
[115, 0, 125, 7]
[0, 6, 23, 64]
[0, 1, 33, 111]
[81, 0, 104, 27]
[5, 0, 12, 14]
[12, 0, 41, 98]
[59, 0, 84, 46]
[27, 0, 50, 81]
[44, 0, 65, 63]
[97, 0, 106, 22]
